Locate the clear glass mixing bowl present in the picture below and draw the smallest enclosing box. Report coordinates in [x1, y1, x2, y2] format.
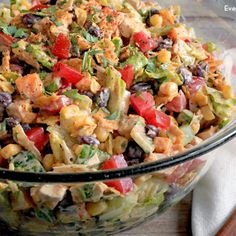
[0, 0, 236, 235]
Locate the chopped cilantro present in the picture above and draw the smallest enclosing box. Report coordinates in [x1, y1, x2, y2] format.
[82, 30, 98, 43]
[106, 15, 113, 22]
[105, 111, 119, 120]
[50, 16, 62, 26]
[11, 43, 19, 48]
[1, 25, 27, 38]
[63, 89, 82, 100]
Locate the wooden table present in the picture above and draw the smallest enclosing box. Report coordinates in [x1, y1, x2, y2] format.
[117, 194, 192, 236]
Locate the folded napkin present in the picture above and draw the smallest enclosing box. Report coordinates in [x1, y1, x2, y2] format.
[192, 48, 236, 236]
[192, 139, 236, 236]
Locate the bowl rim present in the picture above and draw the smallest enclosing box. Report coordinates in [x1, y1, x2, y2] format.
[1, 120, 235, 183]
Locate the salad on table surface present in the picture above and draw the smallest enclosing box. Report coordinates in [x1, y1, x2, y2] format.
[0, 0, 235, 234]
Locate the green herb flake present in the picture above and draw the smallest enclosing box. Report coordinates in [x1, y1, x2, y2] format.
[82, 30, 98, 43]
[106, 15, 113, 22]
[63, 89, 82, 100]
[11, 43, 19, 48]
[105, 111, 119, 120]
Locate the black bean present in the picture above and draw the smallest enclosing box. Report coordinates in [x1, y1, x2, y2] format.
[156, 38, 173, 51]
[21, 123, 31, 132]
[22, 14, 41, 28]
[190, 62, 209, 78]
[130, 83, 152, 93]
[5, 117, 19, 129]
[80, 91, 94, 99]
[49, 0, 57, 5]
[0, 105, 4, 122]
[150, 9, 160, 16]
[44, 142, 53, 155]
[0, 92, 12, 108]
[79, 136, 100, 146]
[125, 141, 144, 160]
[179, 67, 192, 84]
[94, 88, 110, 108]
[18, 60, 33, 76]
[146, 125, 159, 139]
[88, 26, 103, 39]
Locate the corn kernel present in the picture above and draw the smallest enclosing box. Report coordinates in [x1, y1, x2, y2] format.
[200, 105, 215, 121]
[0, 144, 22, 159]
[150, 14, 163, 28]
[157, 49, 171, 63]
[87, 201, 108, 216]
[222, 85, 234, 99]
[159, 82, 178, 97]
[42, 154, 55, 171]
[95, 126, 110, 142]
[194, 92, 208, 107]
[113, 136, 128, 154]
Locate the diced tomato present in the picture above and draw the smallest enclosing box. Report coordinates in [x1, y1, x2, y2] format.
[26, 127, 49, 151]
[30, 4, 49, 11]
[165, 90, 187, 113]
[40, 95, 71, 114]
[51, 33, 71, 59]
[31, 0, 41, 6]
[130, 91, 155, 116]
[186, 76, 205, 94]
[101, 155, 133, 194]
[144, 109, 171, 130]
[118, 64, 134, 89]
[104, 178, 133, 194]
[187, 159, 205, 173]
[133, 32, 157, 53]
[53, 62, 83, 85]
[166, 162, 192, 183]
[0, 32, 14, 47]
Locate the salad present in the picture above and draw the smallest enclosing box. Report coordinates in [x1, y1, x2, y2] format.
[0, 0, 235, 234]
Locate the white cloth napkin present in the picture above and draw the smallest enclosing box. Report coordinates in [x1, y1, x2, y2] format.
[192, 139, 236, 236]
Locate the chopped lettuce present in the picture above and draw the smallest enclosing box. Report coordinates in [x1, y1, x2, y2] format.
[35, 208, 55, 224]
[26, 44, 55, 69]
[99, 192, 138, 221]
[124, 47, 148, 71]
[130, 119, 154, 153]
[76, 144, 110, 165]
[0, 189, 19, 227]
[145, 58, 183, 85]
[105, 67, 130, 115]
[47, 125, 76, 164]
[207, 87, 236, 119]
[180, 125, 195, 145]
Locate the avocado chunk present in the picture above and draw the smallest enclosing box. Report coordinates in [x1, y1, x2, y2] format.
[10, 151, 45, 173]
[130, 119, 154, 153]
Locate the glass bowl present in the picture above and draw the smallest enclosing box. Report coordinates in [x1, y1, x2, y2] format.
[0, 0, 236, 235]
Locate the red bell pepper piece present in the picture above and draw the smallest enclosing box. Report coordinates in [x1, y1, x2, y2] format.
[101, 155, 133, 194]
[51, 33, 71, 59]
[30, 4, 49, 11]
[40, 95, 71, 114]
[53, 62, 83, 85]
[133, 32, 157, 53]
[165, 90, 187, 113]
[144, 109, 171, 130]
[130, 91, 155, 117]
[186, 76, 205, 94]
[118, 64, 135, 89]
[0, 32, 14, 47]
[26, 127, 49, 151]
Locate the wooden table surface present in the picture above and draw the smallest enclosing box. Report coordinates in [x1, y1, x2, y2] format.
[117, 194, 192, 236]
